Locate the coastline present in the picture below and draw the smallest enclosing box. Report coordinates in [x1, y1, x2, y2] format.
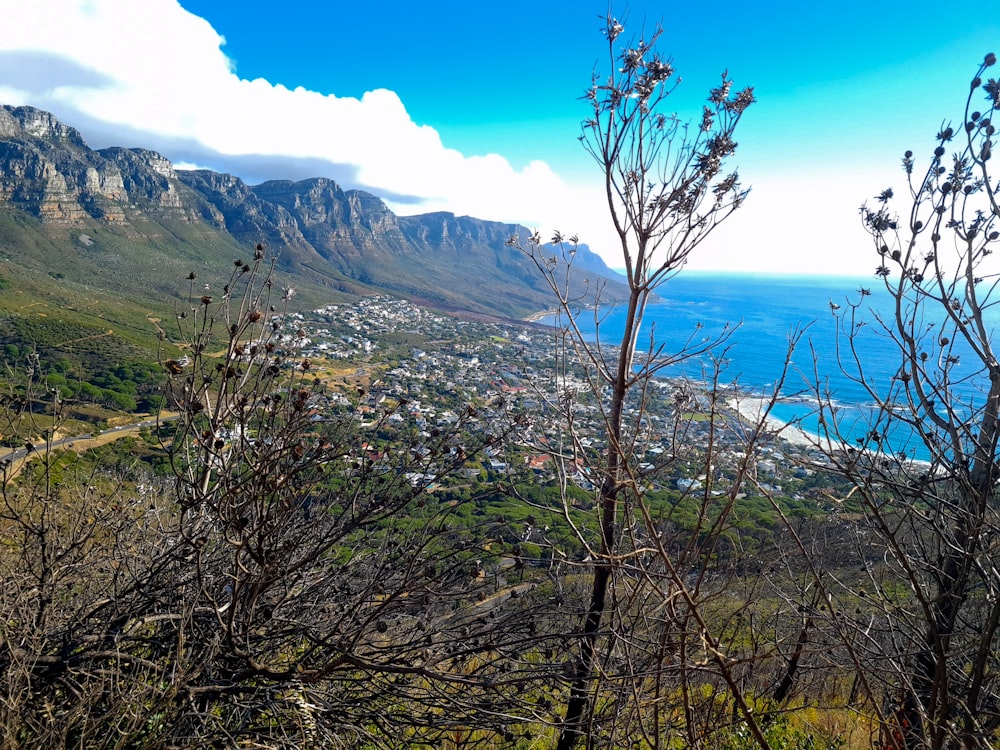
[522, 308, 559, 323]
[728, 394, 937, 470]
[727, 395, 818, 449]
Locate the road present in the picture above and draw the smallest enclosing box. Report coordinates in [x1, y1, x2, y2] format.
[0, 415, 177, 478]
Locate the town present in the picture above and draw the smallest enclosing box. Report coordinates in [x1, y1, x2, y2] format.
[289, 294, 845, 521]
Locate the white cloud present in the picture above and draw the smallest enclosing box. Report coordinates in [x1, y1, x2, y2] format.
[0, 0, 893, 276]
[687, 165, 898, 276]
[0, 0, 617, 260]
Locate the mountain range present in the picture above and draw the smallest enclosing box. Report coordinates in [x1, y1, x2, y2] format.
[0, 104, 621, 329]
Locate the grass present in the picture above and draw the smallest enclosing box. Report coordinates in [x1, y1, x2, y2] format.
[0, 208, 355, 361]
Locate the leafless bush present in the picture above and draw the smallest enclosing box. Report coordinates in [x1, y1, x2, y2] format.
[820, 52, 1000, 749]
[0, 248, 565, 748]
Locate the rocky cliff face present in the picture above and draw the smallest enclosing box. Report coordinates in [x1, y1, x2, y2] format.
[177, 169, 294, 237]
[0, 104, 620, 317]
[252, 178, 409, 257]
[98, 147, 185, 212]
[0, 105, 87, 145]
[0, 105, 199, 223]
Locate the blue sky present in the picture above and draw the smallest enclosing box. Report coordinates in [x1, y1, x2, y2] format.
[0, 0, 997, 274]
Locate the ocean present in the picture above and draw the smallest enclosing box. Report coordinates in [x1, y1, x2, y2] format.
[539, 272, 999, 460]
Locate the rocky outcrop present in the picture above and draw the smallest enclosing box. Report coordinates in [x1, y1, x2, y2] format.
[0, 105, 194, 223]
[0, 105, 88, 146]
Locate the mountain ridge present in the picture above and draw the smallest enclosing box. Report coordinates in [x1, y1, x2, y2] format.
[0, 103, 621, 321]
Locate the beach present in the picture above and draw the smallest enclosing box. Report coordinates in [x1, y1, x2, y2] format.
[727, 395, 817, 449]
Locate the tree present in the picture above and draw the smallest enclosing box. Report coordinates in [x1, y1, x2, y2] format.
[824, 51, 1000, 749]
[510, 14, 799, 750]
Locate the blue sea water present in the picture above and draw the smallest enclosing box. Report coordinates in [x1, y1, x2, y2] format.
[540, 271, 1000, 460]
